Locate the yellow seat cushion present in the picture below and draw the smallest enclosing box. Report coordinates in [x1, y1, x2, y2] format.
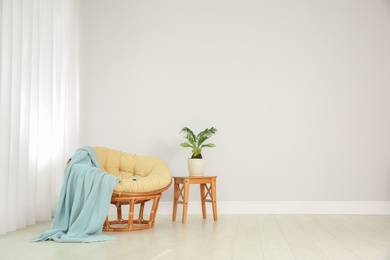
[94, 147, 171, 193]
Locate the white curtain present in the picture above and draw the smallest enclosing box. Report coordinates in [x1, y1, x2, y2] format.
[0, 0, 79, 235]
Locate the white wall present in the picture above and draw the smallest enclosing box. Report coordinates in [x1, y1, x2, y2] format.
[79, 0, 390, 206]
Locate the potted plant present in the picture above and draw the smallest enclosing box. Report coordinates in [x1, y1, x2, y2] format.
[180, 127, 218, 176]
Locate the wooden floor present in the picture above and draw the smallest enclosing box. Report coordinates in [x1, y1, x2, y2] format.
[1, 214, 390, 260]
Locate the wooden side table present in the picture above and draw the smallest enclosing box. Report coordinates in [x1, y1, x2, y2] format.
[172, 176, 218, 224]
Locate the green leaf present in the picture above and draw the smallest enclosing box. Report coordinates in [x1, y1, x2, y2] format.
[180, 127, 197, 146]
[200, 143, 216, 148]
[180, 142, 193, 148]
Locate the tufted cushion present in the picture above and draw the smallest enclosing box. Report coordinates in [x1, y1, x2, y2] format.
[94, 146, 171, 193]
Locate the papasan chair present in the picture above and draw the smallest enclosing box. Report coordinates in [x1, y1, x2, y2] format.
[94, 147, 172, 232]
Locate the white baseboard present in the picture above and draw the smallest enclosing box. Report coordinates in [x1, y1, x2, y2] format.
[108, 201, 390, 215]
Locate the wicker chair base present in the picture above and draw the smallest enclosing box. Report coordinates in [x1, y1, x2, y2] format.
[103, 183, 171, 232]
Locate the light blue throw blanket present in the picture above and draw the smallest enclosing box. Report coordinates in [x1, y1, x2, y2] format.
[31, 146, 119, 243]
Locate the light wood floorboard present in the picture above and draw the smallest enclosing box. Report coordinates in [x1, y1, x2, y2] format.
[0, 215, 390, 260]
[275, 215, 327, 260]
[258, 215, 296, 259]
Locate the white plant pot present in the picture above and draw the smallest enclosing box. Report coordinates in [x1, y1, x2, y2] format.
[187, 158, 205, 176]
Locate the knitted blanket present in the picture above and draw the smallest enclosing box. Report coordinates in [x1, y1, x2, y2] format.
[31, 146, 119, 243]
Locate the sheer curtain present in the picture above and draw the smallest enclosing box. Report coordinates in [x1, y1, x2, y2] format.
[0, 0, 79, 235]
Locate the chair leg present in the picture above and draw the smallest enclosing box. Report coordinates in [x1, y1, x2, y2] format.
[138, 202, 145, 222]
[103, 216, 110, 231]
[134, 201, 146, 224]
[116, 202, 123, 222]
[149, 195, 161, 227]
[128, 199, 135, 230]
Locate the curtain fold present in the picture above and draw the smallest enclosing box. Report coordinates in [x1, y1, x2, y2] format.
[0, 0, 79, 235]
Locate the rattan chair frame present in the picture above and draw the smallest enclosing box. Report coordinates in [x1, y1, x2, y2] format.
[103, 180, 172, 232]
